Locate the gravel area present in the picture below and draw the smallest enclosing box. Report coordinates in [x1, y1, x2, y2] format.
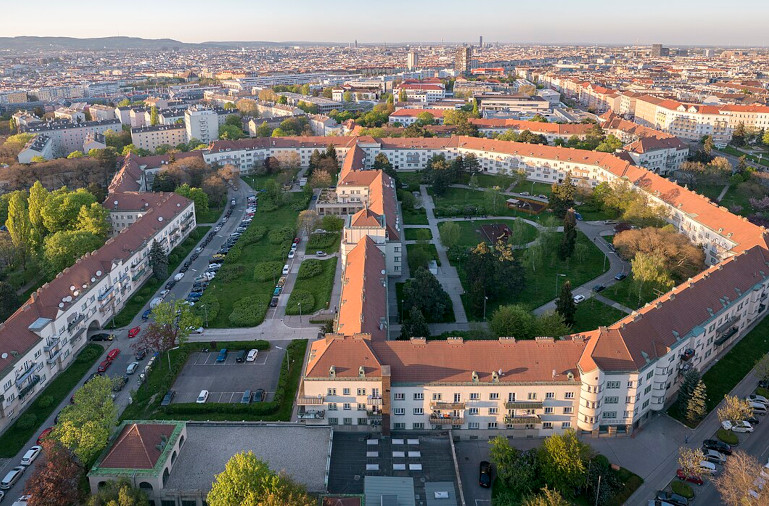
[164, 423, 332, 493]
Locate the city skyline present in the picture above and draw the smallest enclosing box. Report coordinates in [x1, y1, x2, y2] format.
[3, 0, 769, 47]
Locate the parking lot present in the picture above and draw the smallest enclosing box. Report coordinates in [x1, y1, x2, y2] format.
[169, 340, 288, 404]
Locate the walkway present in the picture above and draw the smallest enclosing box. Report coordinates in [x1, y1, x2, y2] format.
[420, 185, 468, 324]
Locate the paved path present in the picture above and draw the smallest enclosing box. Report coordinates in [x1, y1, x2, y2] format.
[593, 293, 633, 314]
[420, 185, 468, 324]
[715, 183, 730, 203]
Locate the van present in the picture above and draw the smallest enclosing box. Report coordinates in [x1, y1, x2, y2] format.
[1, 466, 25, 490]
[241, 390, 252, 404]
[235, 350, 247, 363]
[751, 402, 767, 415]
[150, 297, 162, 309]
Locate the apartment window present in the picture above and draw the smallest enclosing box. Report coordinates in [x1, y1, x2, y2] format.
[562, 422, 571, 429]
[413, 423, 424, 429]
[646, 371, 654, 380]
[470, 393, 480, 400]
[394, 393, 405, 401]
[342, 403, 351, 411]
[327, 388, 336, 396]
[527, 393, 537, 400]
[413, 408, 423, 415]
[394, 423, 406, 430]
[453, 393, 461, 402]
[543, 422, 553, 429]
[432, 393, 442, 401]
[328, 403, 338, 411]
[468, 408, 479, 415]
[329, 418, 338, 425]
[508, 393, 516, 402]
[642, 400, 650, 409]
[603, 411, 617, 419]
[605, 396, 619, 404]
[357, 388, 366, 396]
[358, 418, 368, 425]
[34, 350, 41, 359]
[489, 407, 498, 415]
[564, 392, 574, 399]
[343, 388, 350, 395]
[468, 422, 479, 429]
[489, 392, 499, 400]
[488, 422, 498, 429]
[606, 381, 620, 389]
[357, 403, 365, 411]
[414, 393, 424, 400]
[545, 392, 554, 399]
[394, 408, 405, 416]
[644, 385, 652, 395]
[563, 407, 573, 414]
[2, 380, 10, 392]
[343, 418, 352, 425]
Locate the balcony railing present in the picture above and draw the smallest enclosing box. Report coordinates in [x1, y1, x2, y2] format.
[131, 268, 147, 281]
[504, 415, 540, 424]
[15, 364, 39, 387]
[504, 401, 543, 410]
[367, 395, 383, 406]
[44, 336, 60, 352]
[297, 409, 325, 420]
[430, 401, 465, 410]
[715, 327, 738, 346]
[367, 410, 383, 420]
[97, 286, 114, 301]
[297, 396, 324, 405]
[18, 375, 41, 399]
[67, 313, 85, 332]
[429, 414, 464, 425]
[46, 348, 63, 365]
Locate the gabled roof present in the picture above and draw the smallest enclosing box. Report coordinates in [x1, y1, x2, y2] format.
[336, 237, 388, 341]
[99, 423, 176, 470]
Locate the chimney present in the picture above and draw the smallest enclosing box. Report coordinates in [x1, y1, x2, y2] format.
[329, 366, 336, 379]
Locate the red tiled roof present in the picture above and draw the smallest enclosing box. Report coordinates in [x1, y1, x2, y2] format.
[99, 423, 176, 469]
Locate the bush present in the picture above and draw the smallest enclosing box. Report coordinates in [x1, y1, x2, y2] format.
[270, 242, 292, 261]
[306, 232, 338, 250]
[36, 395, 54, 409]
[253, 261, 283, 282]
[16, 414, 37, 430]
[216, 264, 245, 282]
[671, 481, 694, 498]
[194, 294, 220, 322]
[241, 225, 266, 245]
[717, 428, 738, 445]
[297, 259, 324, 279]
[228, 295, 269, 326]
[268, 226, 294, 245]
[285, 290, 314, 315]
[321, 215, 344, 231]
[259, 199, 278, 212]
[225, 245, 242, 262]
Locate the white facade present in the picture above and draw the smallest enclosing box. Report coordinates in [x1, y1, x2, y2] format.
[185, 109, 219, 144]
[25, 120, 121, 157]
[17, 134, 53, 163]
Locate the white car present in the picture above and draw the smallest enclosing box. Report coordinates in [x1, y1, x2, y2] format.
[703, 449, 727, 464]
[0, 466, 24, 490]
[749, 394, 769, 405]
[722, 420, 754, 433]
[196, 390, 209, 404]
[173, 272, 185, 281]
[159, 289, 169, 299]
[20, 446, 41, 466]
[150, 297, 162, 309]
[11, 495, 30, 506]
[246, 349, 258, 362]
[288, 250, 295, 259]
[282, 264, 290, 275]
[699, 460, 718, 474]
[573, 294, 586, 304]
[214, 225, 222, 232]
[126, 362, 140, 375]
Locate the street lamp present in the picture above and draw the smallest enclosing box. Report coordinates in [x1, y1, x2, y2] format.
[200, 303, 208, 327]
[298, 302, 302, 324]
[167, 346, 180, 372]
[555, 273, 566, 297]
[483, 295, 489, 321]
[274, 345, 291, 373]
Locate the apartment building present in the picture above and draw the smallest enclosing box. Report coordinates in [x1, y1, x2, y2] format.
[88, 104, 117, 122]
[470, 118, 591, 143]
[185, 108, 219, 144]
[0, 192, 195, 435]
[17, 134, 53, 163]
[0, 90, 28, 104]
[389, 109, 446, 126]
[474, 94, 551, 118]
[394, 81, 446, 103]
[25, 119, 121, 157]
[83, 133, 107, 153]
[131, 124, 187, 153]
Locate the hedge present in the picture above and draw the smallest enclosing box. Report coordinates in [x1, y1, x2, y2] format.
[228, 295, 270, 326]
[268, 226, 294, 245]
[241, 225, 266, 245]
[307, 232, 338, 250]
[297, 259, 324, 279]
[216, 263, 245, 283]
[254, 261, 284, 282]
[284, 290, 314, 315]
[717, 428, 738, 445]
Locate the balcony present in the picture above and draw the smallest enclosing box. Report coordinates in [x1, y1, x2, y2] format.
[18, 375, 41, 399]
[367, 395, 383, 406]
[44, 336, 60, 352]
[297, 396, 324, 405]
[131, 268, 147, 281]
[715, 327, 738, 346]
[97, 286, 115, 302]
[504, 401, 543, 410]
[504, 415, 540, 424]
[367, 409, 383, 420]
[15, 364, 39, 388]
[680, 348, 695, 362]
[297, 408, 325, 420]
[67, 313, 85, 332]
[430, 401, 465, 410]
[429, 414, 464, 425]
[46, 347, 63, 365]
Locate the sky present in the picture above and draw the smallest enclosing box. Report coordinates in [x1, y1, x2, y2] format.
[3, 0, 769, 47]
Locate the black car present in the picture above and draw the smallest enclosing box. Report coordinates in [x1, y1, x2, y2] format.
[270, 297, 279, 307]
[760, 379, 769, 389]
[160, 390, 176, 406]
[479, 461, 492, 488]
[593, 284, 606, 293]
[166, 280, 177, 290]
[253, 388, 265, 402]
[90, 333, 114, 342]
[614, 272, 627, 281]
[179, 265, 189, 273]
[135, 349, 147, 360]
[655, 490, 689, 506]
[703, 439, 732, 455]
[746, 415, 760, 425]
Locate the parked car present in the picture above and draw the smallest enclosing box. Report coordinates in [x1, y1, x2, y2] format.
[253, 389, 265, 402]
[135, 349, 147, 360]
[288, 250, 295, 259]
[160, 390, 176, 406]
[277, 276, 287, 287]
[141, 309, 152, 321]
[173, 272, 185, 281]
[20, 446, 42, 466]
[282, 264, 290, 275]
[593, 284, 606, 293]
[97, 360, 111, 373]
[273, 287, 282, 296]
[655, 491, 689, 506]
[36, 427, 53, 445]
[235, 350, 247, 363]
[676, 469, 704, 485]
[316, 251, 326, 257]
[165, 280, 177, 290]
[126, 362, 140, 375]
[0, 467, 24, 490]
[150, 297, 162, 309]
[90, 333, 114, 342]
[479, 461, 492, 488]
[703, 439, 732, 455]
[241, 390, 252, 404]
[216, 349, 228, 363]
[722, 420, 754, 432]
[270, 297, 279, 307]
[698, 460, 718, 475]
[749, 394, 769, 405]
[614, 272, 627, 281]
[196, 390, 209, 404]
[128, 326, 141, 338]
[246, 349, 258, 362]
[106, 348, 120, 361]
[573, 294, 586, 304]
[703, 449, 727, 464]
[293, 237, 301, 244]
[112, 375, 127, 392]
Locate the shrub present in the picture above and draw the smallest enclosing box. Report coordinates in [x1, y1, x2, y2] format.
[253, 261, 283, 282]
[216, 264, 245, 282]
[285, 290, 314, 315]
[225, 245, 242, 262]
[259, 199, 278, 212]
[228, 295, 269, 326]
[717, 428, 738, 445]
[320, 215, 344, 232]
[268, 226, 294, 245]
[194, 294, 220, 322]
[37, 395, 54, 409]
[270, 242, 292, 261]
[242, 225, 266, 245]
[671, 481, 694, 498]
[16, 414, 37, 430]
[306, 232, 338, 250]
[297, 259, 324, 279]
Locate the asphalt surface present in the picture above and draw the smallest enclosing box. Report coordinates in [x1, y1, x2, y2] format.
[0, 182, 249, 501]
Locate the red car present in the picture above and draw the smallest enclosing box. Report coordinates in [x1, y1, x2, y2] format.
[97, 360, 111, 373]
[676, 469, 704, 485]
[37, 427, 53, 444]
[293, 237, 300, 244]
[106, 348, 120, 361]
[127, 326, 141, 338]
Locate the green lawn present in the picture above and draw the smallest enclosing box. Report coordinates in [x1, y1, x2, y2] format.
[575, 200, 620, 222]
[510, 180, 553, 197]
[432, 187, 545, 220]
[286, 257, 337, 315]
[571, 298, 627, 333]
[204, 189, 307, 327]
[110, 226, 211, 327]
[721, 146, 769, 167]
[397, 172, 423, 192]
[0, 344, 104, 457]
[601, 274, 660, 310]
[447, 219, 538, 248]
[306, 231, 341, 254]
[403, 207, 429, 225]
[407, 243, 440, 272]
[404, 227, 432, 241]
[196, 204, 224, 224]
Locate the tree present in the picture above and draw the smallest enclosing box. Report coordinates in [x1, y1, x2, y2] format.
[132, 299, 201, 355]
[731, 122, 746, 146]
[76, 202, 110, 238]
[27, 181, 49, 249]
[86, 478, 150, 506]
[489, 436, 539, 496]
[0, 281, 19, 321]
[23, 439, 83, 506]
[614, 227, 705, 281]
[149, 239, 168, 281]
[219, 124, 244, 140]
[687, 380, 708, 425]
[6, 191, 32, 268]
[297, 210, 320, 237]
[537, 430, 590, 497]
[400, 306, 429, 339]
[402, 268, 452, 323]
[558, 209, 577, 260]
[536, 310, 572, 338]
[53, 375, 116, 464]
[717, 395, 753, 424]
[677, 368, 701, 416]
[754, 354, 769, 383]
[678, 447, 705, 479]
[309, 170, 332, 189]
[703, 135, 714, 156]
[175, 184, 209, 214]
[41, 187, 97, 234]
[255, 121, 272, 137]
[439, 221, 460, 249]
[521, 487, 570, 506]
[713, 450, 768, 506]
[550, 174, 576, 218]
[490, 304, 536, 339]
[555, 281, 576, 327]
[43, 230, 104, 278]
[398, 89, 408, 102]
[150, 106, 159, 126]
[631, 252, 673, 303]
[207, 451, 314, 506]
[416, 111, 435, 126]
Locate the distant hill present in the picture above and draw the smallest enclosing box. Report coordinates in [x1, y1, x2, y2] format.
[0, 36, 342, 51]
